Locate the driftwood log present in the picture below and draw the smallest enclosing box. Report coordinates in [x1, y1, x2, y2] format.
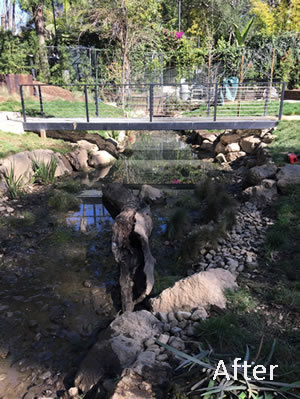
[33, 130, 119, 159]
[103, 183, 155, 312]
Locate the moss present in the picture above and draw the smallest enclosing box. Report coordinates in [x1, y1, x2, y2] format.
[48, 191, 80, 212]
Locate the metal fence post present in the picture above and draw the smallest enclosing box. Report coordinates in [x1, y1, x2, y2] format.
[38, 85, 45, 117]
[278, 82, 286, 121]
[149, 84, 154, 122]
[95, 84, 99, 117]
[84, 85, 89, 122]
[264, 82, 271, 117]
[207, 83, 211, 117]
[213, 83, 218, 121]
[20, 85, 26, 122]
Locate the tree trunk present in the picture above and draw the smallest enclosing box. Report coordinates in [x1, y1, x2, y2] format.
[32, 130, 120, 159]
[12, 1, 15, 33]
[103, 183, 155, 312]
[34, 3, 50, 81]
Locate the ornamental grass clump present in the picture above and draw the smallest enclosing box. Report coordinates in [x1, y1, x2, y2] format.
[4, 166, 24, 199]
[32, 157, 58, 185]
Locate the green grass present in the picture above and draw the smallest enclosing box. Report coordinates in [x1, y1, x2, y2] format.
[269, 121, 300, 165]
[182, 101, 300, 118]
[0, 98, 124, 118]
[0, 131, 73, 158]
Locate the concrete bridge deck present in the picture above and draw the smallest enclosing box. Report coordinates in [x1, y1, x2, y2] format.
[21, 116, 278, 131]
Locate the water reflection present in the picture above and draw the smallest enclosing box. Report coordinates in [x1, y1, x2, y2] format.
[67, 201, 113, 232]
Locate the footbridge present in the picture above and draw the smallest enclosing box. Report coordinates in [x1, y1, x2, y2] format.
[19, 82, 285, 132]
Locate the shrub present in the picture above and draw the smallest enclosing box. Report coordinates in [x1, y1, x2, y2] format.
[166, 208, 191, 241]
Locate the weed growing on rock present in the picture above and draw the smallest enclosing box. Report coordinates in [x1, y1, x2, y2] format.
[48, 191, 80, 212]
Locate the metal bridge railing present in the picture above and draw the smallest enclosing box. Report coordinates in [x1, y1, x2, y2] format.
[19, 81, 286, 123]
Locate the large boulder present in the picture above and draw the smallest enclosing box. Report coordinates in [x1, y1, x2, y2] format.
[243, 179, 278, 206]
[225, 142, 241, 153]
[88, 150, 117, 168]
[220, 133, 240, 145]
[0, 151, 34, 183]
[225, 151, 246, 162]
[66, 148, 89, 171]
[276, 165, 300, 192]
[240, 136, 261, 154]
[76, 139, 98, 152]
[28, 149, 71, 177]
[74, 311, 162, 394]
[215, 141, 226, 154]
[150, 269, 238, 313]
[246, 164, 278, 186]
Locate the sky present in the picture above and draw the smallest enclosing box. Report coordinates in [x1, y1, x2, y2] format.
[0, 1, 29, 32]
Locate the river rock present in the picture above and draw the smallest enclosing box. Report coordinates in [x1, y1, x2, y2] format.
[220, 133, 240, 145]
[75, 310, 162, 393]
[175, 311, 191, 321]
[215, 141, 226, 154]
[139, 185, 165, 204]
[225, 143, 240, 153]
[240, 136, 261, 153]
[66, 148, 89, 171]
[88, 150, 116, 168]
[0, 151, 34, 183]
[243, 179, 278, 205]
[76, 139, 98, 152]
[201, 140, 214, 151]
[226, 151, 246, 162]
[191, 308, 208, 321]
[276, 165, 300, 192]
[246, 164, 277, 186]
[215, 153, 227, 164]
[150, 269, 238, 313]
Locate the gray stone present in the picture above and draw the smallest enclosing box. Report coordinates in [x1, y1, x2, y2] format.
[240, 136, 261, 153]
[157, 354, 168, 361]
[139, 185, 165, 204]
[157, 334, 169, 345]
[226, 142, 241, 153]
[68, 387, 79, 397]
[276, 165, 300, 192]
[191, 308, 208, 321]
[226, 151, 246, 162]
[66, 148, 89, 171]
[88, 150, 116, 168]
[175, 311, 191, 321]
[247, 164, 277, 186]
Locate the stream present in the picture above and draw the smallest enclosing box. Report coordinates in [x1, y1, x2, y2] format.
[0, 130, 209, 399]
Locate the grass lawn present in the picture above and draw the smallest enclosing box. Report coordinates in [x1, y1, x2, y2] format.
[269, 121, 300, 165]
[183, 100, 300, 118]
[0, 98, 125, 118]
[0, 130, 73, 158]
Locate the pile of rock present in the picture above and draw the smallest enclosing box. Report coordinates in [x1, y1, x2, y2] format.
[0, 139, 119, 189]
[192, 128, 275, 164]
[192, 203, 272, 274]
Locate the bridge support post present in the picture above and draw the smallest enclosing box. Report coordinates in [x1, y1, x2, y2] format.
[213, 83, 218, 121]
[40, 129, 47, 139]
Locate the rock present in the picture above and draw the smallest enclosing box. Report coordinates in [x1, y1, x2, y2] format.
[215, 141, 226, 154]
[170, 327, 182, 335]
[66, 148, 89, 171]
[88, 150, 116, 168]
[191, 308, 208, 321]
[225, 143, 241, 153]
[276, 165, 300, 192]
[167, 312, 176, 322]
[68, 387, 78, 397]
[247, 164, 278, 186]
[215, 153, 227, 164]
[0, 181, 7, 195]
[150, 269, 238, 313]
[40, 371, 51, 380]
[144, 338, 156, 347]
[157, 334, 169, 345]
[156, 312, 168, 323]
[240, 136, 261, 153]
[243, 179, 278, 205]
[139, 185, 165, 204]
[110, 369, 154, 399]
[225, 151, 246, 162]
[0, 151, 34, 183]
[262, 133, 275, 144]
[175, 311, 191, 321]
[75, 310, 162, 393]
[220, 133, 240, 145]
[157, 354, 168, 361]
[201, 140, 214, 151]
[169, 337, 185, 351]
[76, 139, 98, 152]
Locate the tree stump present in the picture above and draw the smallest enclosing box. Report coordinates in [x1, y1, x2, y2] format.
[103, 183, 155, 312]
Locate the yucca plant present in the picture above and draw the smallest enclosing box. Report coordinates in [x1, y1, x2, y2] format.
[4, 166, 24, 199]
[157, 339, 300, 399]
[32, 157, 58, 185]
